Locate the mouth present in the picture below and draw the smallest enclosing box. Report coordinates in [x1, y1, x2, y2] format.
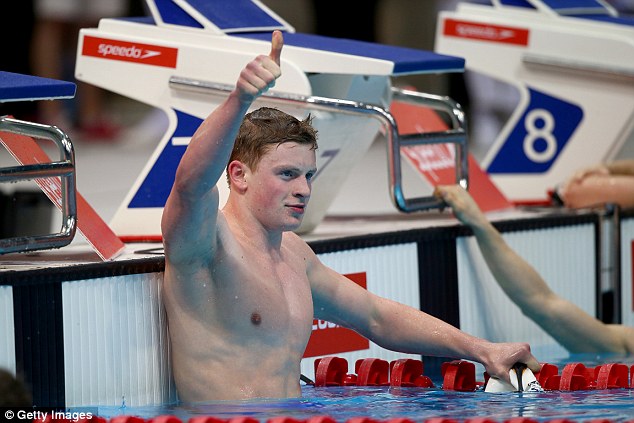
[287, 204, 306, 214]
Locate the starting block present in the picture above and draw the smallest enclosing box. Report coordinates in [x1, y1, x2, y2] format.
[75, 0, 470, 240]
[435, 0, 634, 204]
[0, 71, 125, 259]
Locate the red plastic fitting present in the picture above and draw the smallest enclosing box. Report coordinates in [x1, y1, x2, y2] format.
[441, 360, 476, 392]
[559, 363, 594, 391]
[355, 358, 390, 386]
[389, 359, 433, 388]
[595, 363, 629, 389]
[315, 356, 350, 386]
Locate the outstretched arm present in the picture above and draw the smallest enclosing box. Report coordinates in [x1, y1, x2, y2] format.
[305, 244, 540, 385]
[161, 31, 283, 263]
[434, 184, 634, 354]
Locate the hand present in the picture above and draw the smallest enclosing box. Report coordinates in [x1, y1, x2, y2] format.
[434, 185, 488, 229]
[557, 163, 609, 203]
[236, 30, 284, 102]
[481, 341, 542, 385]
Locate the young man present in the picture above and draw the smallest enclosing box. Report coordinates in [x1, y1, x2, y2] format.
[161, 30, 540, 402]
[435, 184, 634, 354]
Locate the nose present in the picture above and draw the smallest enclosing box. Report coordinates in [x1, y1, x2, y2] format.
[293, 177, 311, 199]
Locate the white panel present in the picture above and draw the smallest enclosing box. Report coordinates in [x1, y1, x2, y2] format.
[457, 224, 596, 357]
[621, 217, 634, 327]
[62, 273, 176, 407]
[301, 243, 420, 380]
[0, 286, 15, 373]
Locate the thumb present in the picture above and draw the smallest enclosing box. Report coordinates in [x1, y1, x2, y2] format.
[269, 30, 284, 65]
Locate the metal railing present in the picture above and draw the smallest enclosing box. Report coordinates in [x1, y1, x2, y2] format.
[169, 76, 469, 213]
[0, 117, 77, 254]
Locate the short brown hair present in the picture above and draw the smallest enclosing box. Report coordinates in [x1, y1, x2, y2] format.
[227, 107, 318, 185]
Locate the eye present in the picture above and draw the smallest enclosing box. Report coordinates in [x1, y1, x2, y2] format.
[280, 169, 295, 179]
[306, 171, 315, 181]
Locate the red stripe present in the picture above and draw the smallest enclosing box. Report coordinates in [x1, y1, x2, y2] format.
[443, 18, 529, 46]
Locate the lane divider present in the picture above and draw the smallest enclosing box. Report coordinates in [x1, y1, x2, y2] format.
[32, 358, 634, 423]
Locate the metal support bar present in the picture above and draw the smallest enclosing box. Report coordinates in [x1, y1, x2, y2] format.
[389, 87, 469, 211]
[0, 117, 77, 254]
[168, 76, 469, 213]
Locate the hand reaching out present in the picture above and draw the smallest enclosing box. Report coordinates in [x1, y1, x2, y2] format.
[434, 185, 489, 229]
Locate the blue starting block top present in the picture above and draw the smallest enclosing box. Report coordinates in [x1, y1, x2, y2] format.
[497, 0, 634, 26]
[236, 32, 465, 75]
[0, 71, 76, 103]
[145, 0, 465, 75]
[152, 0, 289, 31]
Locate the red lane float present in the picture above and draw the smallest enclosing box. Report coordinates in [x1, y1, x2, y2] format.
[534, 362, 559, 390]
[305, 417, 338, 423]
[267, 418, 304, 423]
[111, 417, 146, 423]
[560, 363, 594, 391]
[390, 359, 434, 388]
[355, 358, 390, 386]
[314, 356, 435, 388]
[315, 356, 353, 386]
[441, 360, 476, 392]
[150, 416, 183, 423]
[595, 363, 629, 389]
[188, 417, 227, 423]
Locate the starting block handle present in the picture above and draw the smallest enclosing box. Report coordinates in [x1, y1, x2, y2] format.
[389, 87, 469, 212]
[168, 76, 469, 214]
[0, 117, 77, 254]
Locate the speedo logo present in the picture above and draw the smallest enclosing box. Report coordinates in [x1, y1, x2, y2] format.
[443, 18, 529, 46]
[455, 24, 514, 41]
[97, 43, 160, 60]
[82, 35, 178, 68]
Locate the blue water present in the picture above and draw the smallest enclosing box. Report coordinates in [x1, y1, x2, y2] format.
[89, 387, 634, 422]
[86, 353, 634, 422]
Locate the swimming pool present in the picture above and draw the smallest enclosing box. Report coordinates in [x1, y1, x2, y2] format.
[87, 354, 634, 422]
[84, 386, 634, 422]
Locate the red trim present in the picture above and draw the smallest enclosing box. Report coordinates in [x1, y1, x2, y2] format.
[443, 18, 530, 46]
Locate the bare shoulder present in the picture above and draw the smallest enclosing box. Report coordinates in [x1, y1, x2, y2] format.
[282, 231, 316, 257]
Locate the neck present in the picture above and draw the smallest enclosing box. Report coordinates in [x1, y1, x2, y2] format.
[222, 201, 283, 251]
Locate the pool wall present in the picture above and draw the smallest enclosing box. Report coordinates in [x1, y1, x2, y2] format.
[0, 210, 632, 408]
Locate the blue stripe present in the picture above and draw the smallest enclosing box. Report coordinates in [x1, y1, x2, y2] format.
[236, 32, 465, 75]
[0, 71, 76, 102]
[182, 0, 284, 30]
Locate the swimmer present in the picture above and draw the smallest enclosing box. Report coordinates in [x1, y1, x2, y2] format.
[555, 159, 634, 210]
[161, 30, 540, 402]
[435, 184, 634, 354]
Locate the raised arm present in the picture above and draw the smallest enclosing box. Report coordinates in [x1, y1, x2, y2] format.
[161, 31, 283, 263]
[434, 184, 634, 354]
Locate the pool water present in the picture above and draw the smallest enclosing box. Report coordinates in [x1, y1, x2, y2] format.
[90, 386, 634, 422]
[87, 353, 634, 422]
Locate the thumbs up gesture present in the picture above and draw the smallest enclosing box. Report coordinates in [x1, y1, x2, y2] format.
[236, 30, 284, 102]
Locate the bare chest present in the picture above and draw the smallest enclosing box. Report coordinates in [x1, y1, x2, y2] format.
[209, 247, 314, 339]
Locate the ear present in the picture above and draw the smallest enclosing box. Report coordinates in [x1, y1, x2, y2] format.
[227, 160, 249, 193]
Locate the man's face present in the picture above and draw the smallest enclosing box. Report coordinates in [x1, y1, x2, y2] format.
[246, 142, 317, 231]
